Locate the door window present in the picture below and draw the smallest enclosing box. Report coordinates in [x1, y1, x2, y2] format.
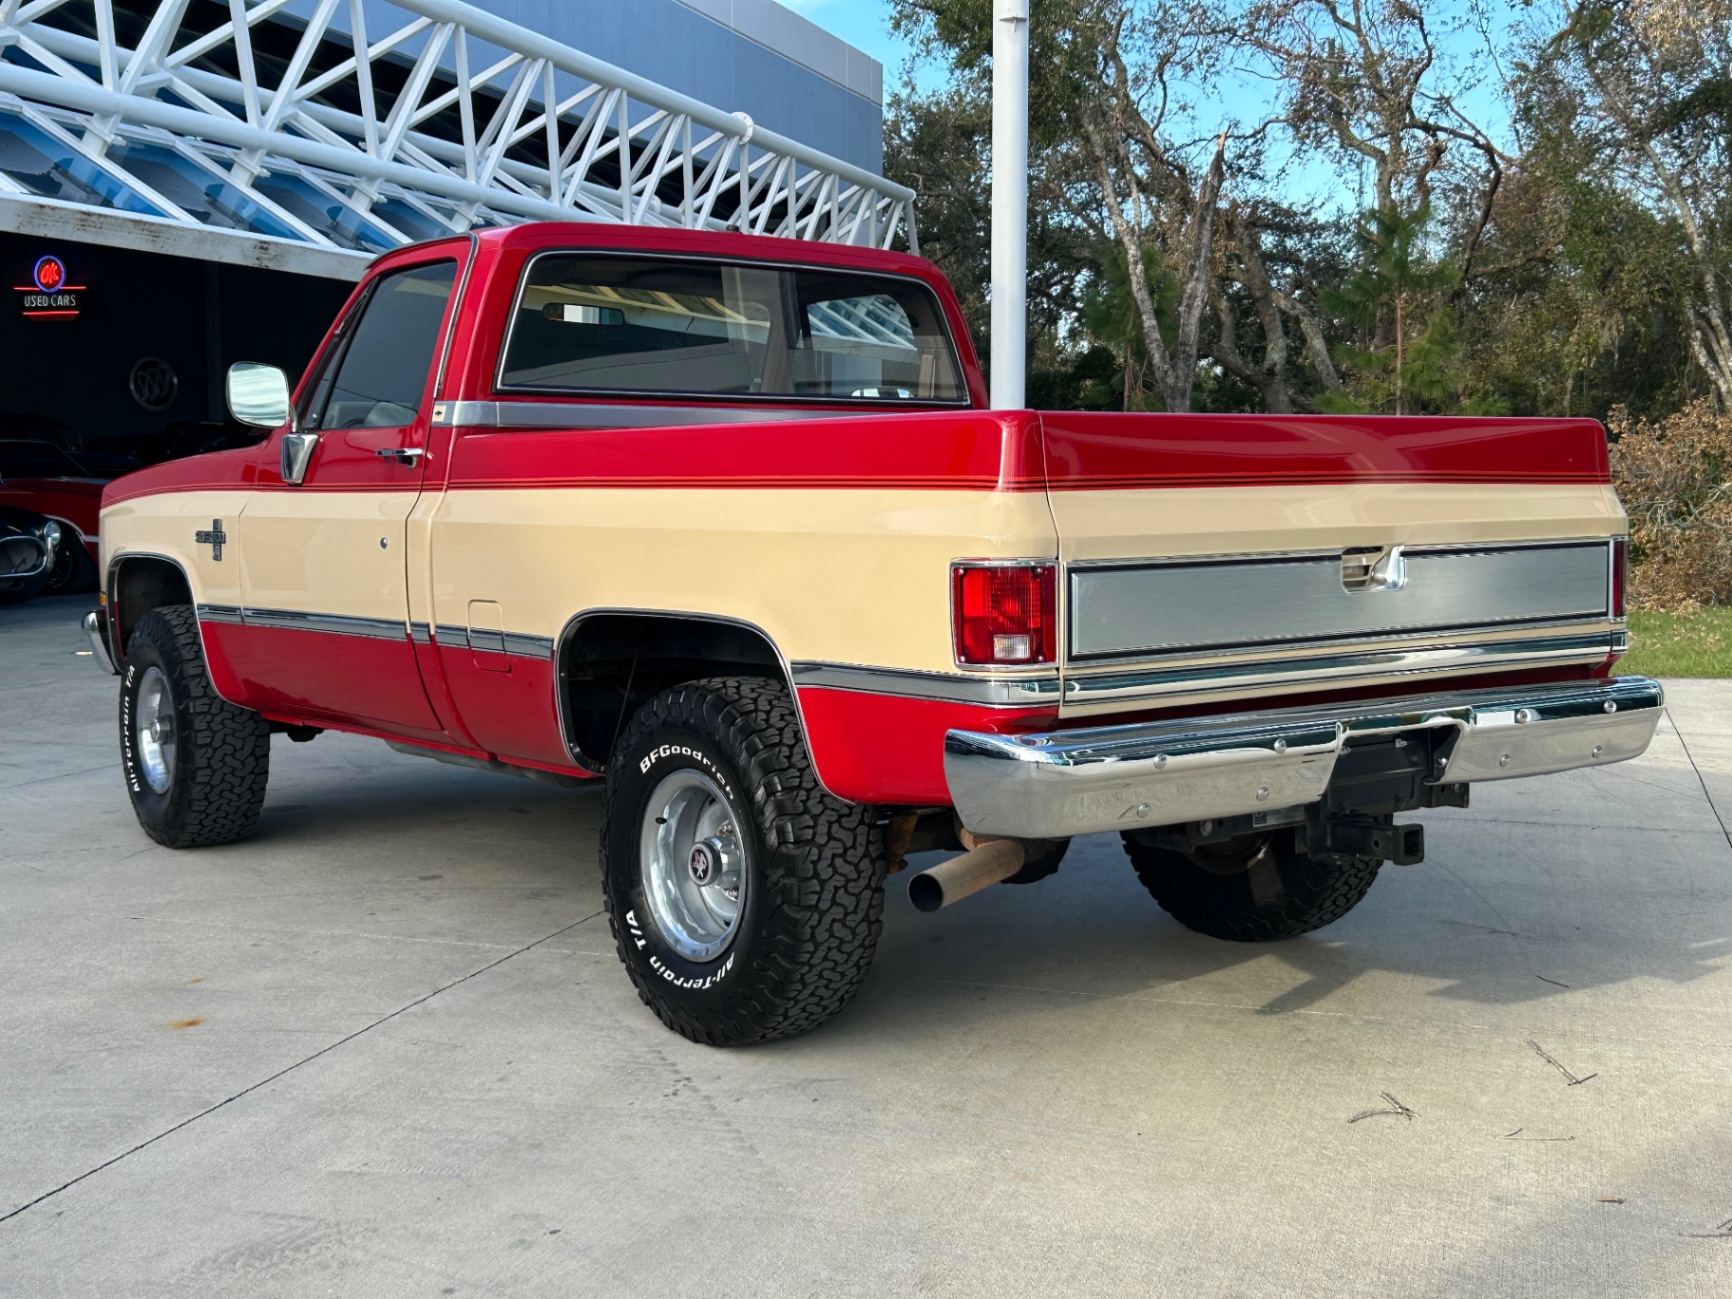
[307, 260, 457, 430]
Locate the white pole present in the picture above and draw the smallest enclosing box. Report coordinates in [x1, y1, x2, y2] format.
[989, 0, 1029, 409]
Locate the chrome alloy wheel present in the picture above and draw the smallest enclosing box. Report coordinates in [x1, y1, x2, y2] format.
[639, 769, 748, 962]
[135, 665, 176, 795]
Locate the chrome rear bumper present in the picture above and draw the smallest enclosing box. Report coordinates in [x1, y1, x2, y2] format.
[944, 677, 1665, 840]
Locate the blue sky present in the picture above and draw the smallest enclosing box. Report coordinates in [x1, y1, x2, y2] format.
[777, 0, 1521, 214]
[774, 0, 912, 83]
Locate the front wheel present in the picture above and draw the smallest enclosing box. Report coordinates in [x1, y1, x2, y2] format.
[600, 677, 887, 1045]
[120, 605, 271, 847]
[1122, 830, 1380, 941]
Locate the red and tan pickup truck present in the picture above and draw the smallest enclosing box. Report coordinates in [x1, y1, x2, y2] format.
[88, 222, 1662, 1044]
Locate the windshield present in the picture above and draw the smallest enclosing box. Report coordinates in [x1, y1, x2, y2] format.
[0, 441, 86, 479]
[498, 254, 968, 403]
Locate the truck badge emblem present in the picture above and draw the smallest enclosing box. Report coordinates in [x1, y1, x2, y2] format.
[688, 843, 716, 886]
[1341, 545, 1406, 592]
[194, 519, 227, 561]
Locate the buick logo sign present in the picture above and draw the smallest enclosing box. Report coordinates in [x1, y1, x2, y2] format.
[129, 357, 179, 412]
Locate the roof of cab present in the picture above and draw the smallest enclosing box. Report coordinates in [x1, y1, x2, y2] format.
[471, 221, 939, 278]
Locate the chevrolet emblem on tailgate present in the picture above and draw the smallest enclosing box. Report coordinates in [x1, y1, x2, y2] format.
[1341, 544, 1406, 592]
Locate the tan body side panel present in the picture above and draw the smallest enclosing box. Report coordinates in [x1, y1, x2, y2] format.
[423, 486, 1057, 673]
[240, 491, 417, 621]
[1049, 481, 1627, 563]
[102, 490, 252, 607]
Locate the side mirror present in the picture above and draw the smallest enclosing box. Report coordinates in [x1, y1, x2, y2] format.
[226, 362, 293, 430]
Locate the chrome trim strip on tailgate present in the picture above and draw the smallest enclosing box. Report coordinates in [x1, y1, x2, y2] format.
[946, 677, 1664, 839]
[1062, 631, 1619, 704]
[1070, 540, 1613, 661]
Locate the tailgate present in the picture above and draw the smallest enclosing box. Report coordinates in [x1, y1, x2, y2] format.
[1039, 412, 1626, 716]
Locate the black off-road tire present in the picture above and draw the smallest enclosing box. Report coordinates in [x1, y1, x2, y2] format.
[600, 677, 888, 1046]
[120, 605, 270, 848]
[1122, 830, 1380, 942]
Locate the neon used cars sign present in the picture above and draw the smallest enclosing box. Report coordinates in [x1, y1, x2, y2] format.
[17, 254, 84, 320]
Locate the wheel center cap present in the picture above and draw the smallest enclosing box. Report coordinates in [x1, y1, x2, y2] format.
[688, 843, 716, 886]
[150, 717, 166, 743]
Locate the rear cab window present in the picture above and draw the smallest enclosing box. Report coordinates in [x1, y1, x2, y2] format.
[496, 254, 968, 404]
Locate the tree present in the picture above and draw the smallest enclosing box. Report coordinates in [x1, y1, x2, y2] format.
[1208, 199, 1346, 411]
[1526, 0, 1732, 408]
[892, 0, 1235, 410]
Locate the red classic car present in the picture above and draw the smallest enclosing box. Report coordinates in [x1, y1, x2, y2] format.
[0, 439, 102, 595]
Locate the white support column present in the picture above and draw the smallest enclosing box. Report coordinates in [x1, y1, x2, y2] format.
[989, 0, 1029, 410]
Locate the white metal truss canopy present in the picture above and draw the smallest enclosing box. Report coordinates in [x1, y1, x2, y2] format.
[0, 0, 918, 280]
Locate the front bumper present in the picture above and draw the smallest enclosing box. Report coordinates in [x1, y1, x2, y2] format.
[945, 676, 1665, 840]
[0, 534, 51, 588]
[83, 610, 119, 675]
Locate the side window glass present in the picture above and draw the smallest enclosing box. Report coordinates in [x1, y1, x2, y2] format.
[794, 292, 929, 399]
[310, 260, 456, 430]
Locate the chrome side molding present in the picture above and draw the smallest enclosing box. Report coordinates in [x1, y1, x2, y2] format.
[432, 401, 876, 430]
[945, 677, 1665, 840]
[790, 660, 1062, 705]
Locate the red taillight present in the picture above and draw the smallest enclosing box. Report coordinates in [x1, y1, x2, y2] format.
[953, 563, 1057, 665]
[1612, 538, 1628, 618]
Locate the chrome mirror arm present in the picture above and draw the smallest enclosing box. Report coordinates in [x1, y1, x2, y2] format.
[280, 431, 319, 485]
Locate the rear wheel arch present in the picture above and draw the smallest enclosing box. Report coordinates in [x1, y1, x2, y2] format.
[556, 610, 796, 771]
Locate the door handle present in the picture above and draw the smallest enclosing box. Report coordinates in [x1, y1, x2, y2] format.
[375, 446, 425, 466]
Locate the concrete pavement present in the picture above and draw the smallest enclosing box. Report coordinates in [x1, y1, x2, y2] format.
[3, 593, 1731, 1297]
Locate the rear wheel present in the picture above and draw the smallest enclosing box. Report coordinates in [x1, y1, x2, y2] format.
[120, 605, 271, 847]
[600, 677, 887, 1045]
[1122, 830, 1380, 941]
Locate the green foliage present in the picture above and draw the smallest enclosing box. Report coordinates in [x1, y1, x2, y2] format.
[1314, 205, 1479, 414]
[885, 0, 1731, 419]
[1617, 608, 1732, 677]
[1028, 345, 1127, 409]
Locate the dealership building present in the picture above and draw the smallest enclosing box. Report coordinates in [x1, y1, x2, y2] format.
[0, 0, 910, 465]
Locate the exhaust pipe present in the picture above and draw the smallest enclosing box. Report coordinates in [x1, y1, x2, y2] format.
[908, 837, 1026, 913]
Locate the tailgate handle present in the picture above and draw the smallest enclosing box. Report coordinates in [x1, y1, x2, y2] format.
[1341, 545, 1407, 592]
